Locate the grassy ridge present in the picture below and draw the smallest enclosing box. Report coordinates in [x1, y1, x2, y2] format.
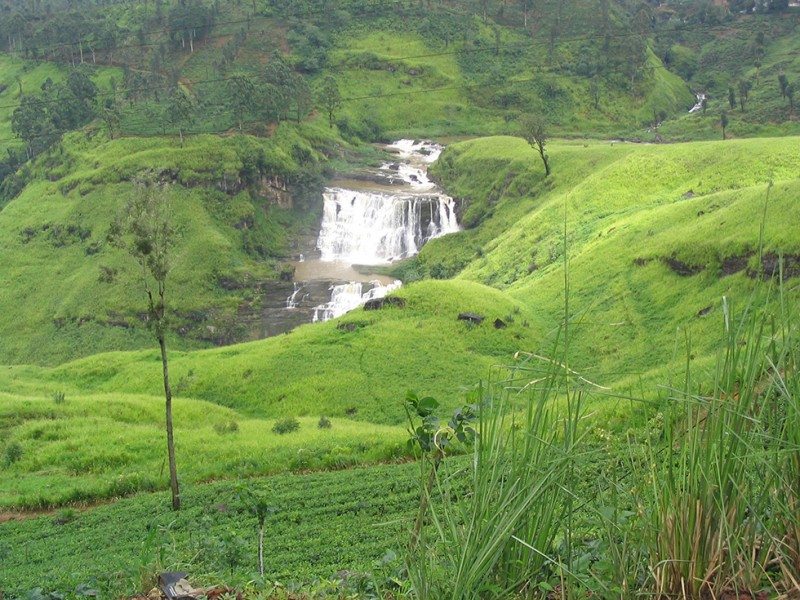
[0, 280, 540, 423]
[0, 391, 406, 510]
[422, 135, 800, 388]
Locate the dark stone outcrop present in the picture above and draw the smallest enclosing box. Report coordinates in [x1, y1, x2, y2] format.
[458, 312, 485, 325]
[364, 296, 406, 310]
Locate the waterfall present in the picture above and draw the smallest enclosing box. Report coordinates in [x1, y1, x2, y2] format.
[316, 190, 459, 264]
[313, 280, 403, 323]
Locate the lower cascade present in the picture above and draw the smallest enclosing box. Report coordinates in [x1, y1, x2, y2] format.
[312, 280, 403, 322]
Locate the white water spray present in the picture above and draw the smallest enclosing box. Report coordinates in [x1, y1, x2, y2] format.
[313, 280, 403, 322]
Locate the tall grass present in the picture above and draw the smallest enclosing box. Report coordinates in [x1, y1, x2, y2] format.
[405, 339, 590, 599]
[636, 284, 800, 598]
[407, 283, 799, 598]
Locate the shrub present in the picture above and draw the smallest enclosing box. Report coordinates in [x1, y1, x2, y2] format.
[318, 416, 332, 429]
[3, 441, 22, 466]
[52, 391, 66, 404]
[272, 417, 300, 435]
[213, 421, 239, 436]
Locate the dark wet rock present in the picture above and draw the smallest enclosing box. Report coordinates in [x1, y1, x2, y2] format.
[493, 318, 507, 329]
[337, 321, 367, 332]
[279, 264, 296, 282]
[364, 296, 406, 310]
[682, 190, 695, 199]
[698, 305, 713, 317]
[458, 312, 485, 324]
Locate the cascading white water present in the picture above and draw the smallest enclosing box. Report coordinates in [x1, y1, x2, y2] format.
[304, 139, 458, 323]
[316, 191, 459, 264]
[313, 280, 402, 322]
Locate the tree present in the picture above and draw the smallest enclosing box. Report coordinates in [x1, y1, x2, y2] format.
[318, 76, 341, 128]
[165, 88, 194, 145]
[589, 75, 601, 110]
[738, 80, 752, 112]
[728, 86, 737, 110]
[108, 178, 181, 511]
[228, 75, 256, 130]
[519, 114, 551, 177]
[778, 73, 789, 99]
[237, 485, 276, 578]
[720, 111, 729, 140]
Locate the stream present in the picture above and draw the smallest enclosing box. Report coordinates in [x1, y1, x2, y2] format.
[273, 140, 459, 329]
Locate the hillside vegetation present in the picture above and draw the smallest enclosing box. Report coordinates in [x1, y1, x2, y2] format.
[2, 135, 798, 512]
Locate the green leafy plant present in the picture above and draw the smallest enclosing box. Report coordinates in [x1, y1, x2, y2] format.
[272, 417, 300, 435]
[3, 441, 22, 466]
[52, 391, 65, 404]
[318, 416, 332, 429]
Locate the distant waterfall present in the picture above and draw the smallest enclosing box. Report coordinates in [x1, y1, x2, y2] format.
[313, 280, 403, 322]
[316, 190, 459, 264]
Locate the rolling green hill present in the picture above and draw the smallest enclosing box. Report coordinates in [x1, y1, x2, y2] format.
[1, 1, 800, 596]
[1, 135, 798, 513]
[0, 121, 344, 365]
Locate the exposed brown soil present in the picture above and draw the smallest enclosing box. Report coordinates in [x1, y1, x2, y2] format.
[750, 252, 800, 280]
[722, 252, 753, 276]
[664, 256, 704, 276]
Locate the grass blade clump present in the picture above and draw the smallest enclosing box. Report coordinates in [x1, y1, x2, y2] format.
[406, 350, 587, 600]
[641, 291, 800, 598]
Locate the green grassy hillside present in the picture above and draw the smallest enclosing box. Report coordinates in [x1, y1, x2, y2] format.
[0, 121, 343, 365]
[2, 135, 798, 514]
[416, 134, 800, 385]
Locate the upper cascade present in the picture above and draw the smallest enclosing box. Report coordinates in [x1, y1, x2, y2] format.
[315, 140, 459, 265]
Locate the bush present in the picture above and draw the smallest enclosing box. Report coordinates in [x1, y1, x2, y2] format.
[3, 442, 22, 466]
[318, 416, 332, 429]
[213, 421, 239, 436]
[272, 417, 300, 435]
[52, 391, 66, 404]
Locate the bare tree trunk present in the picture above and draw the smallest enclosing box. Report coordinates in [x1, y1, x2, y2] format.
[538, 141, 551, 177]
[410, 451, 442, 550]
[159, 334, 180, 510]
[258, 521, 265, 577]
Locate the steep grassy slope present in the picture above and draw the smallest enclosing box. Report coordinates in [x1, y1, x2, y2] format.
[0, 121, 342, 365]
[422, 135, 800, 387]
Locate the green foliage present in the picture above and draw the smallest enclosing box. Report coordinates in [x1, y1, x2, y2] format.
[3, 441, 22, 466]
[272, 417, 301, 435]
[318, 416, 332, 429]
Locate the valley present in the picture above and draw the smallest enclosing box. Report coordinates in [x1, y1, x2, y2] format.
[0, 1, 799, 598]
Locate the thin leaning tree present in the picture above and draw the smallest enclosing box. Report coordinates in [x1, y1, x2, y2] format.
[109, 176, 181, 510]
[519, 114, 552, 177]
